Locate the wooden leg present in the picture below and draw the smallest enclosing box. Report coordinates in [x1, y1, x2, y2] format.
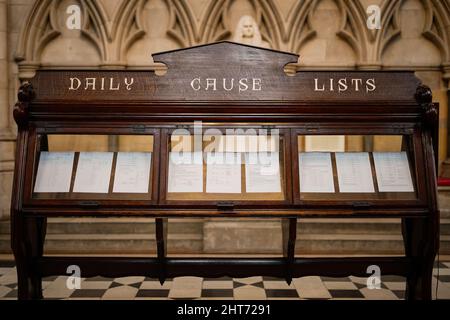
[14, 252, 32, 300]
[402, 217, 439, 300]
[11, 214, 47, 300]
[11, 213, 32, 300]
[282, 218, 297, 285]
[28, 217, 47, 299]
[156, 218, 168, 285]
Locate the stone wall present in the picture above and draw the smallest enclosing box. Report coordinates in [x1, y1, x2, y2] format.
[1, 0, 450, 221]
[0, 0, 35, 220]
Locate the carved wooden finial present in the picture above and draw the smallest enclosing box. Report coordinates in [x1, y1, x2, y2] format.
[13, 82, 35, 127]
[415, 84, 438, 131]
[415, 84, 433, 105]
[423, 102, 439, 129]
[18, 81, 35, 102]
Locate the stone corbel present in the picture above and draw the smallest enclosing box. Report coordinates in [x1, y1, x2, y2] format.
[443, 63, 450, 90]
[13, 82, 35, 128]
[356, 63, 382, 71]
[17, 62, 40, 81]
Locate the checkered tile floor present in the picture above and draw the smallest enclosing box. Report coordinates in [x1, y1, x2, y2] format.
[1, 260, 450, 300]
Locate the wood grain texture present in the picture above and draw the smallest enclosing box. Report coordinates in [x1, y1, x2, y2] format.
[29, 42, 420, 104]
[10, 41, 439, 300]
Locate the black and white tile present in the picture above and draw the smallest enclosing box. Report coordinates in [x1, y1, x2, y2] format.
[1, 260, 450, 300]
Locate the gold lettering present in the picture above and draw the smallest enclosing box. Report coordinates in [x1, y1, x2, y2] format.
[124, 78, 134, 91]
[109, 78, 120, 91]
[84, 78, 96, 90]
[239, 78, 248, 93]
[69, 78, 81, 91]
[205, 78, 217, 91]
[366, 78, 376, 92]
[223, 78, 234, 91]
[253, 78, 262, 91]
[190, 78, 201, 91]
[338, 79, 348, 92]
[314, 78, 325, 92]
[352, 79, 363, 91]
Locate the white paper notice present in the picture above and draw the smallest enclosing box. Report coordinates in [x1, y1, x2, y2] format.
[113, 152, 152, 193]
[373, 152, 414, 192]
[168, 152, 203, 193]
[34, 152, 74, 193]
[215, 135, 279, 153]
[299, 152, 335, 193]
[73, 152, 113, 193]
[206, 153, 241, 193]
[245, 153, 281, 193]
[335, 152, 375, 193]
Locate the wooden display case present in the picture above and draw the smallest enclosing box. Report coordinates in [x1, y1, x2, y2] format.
[10, 42, 439, 300]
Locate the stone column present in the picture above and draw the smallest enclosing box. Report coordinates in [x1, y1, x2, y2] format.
[447, 74, 450, 163]
[0, 0, 9, 132]
[0, 0, 14, 220]
[441, 65, 450, 177]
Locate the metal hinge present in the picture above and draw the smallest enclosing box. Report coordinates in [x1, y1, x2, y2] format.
[352, 201, 372, 209]
[44, 126, 58, 133]
[132, 125, 146, 133]
[217, 201, 235, 211]
[78, 201, 100, 209]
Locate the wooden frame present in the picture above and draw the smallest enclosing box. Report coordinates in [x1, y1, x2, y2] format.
[10, 42, 439, 300]
[23, 125, 161, 208]
[159, 126, 292, 209]
[291, 128, 426, 208]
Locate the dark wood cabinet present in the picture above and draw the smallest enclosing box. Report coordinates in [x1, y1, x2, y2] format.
[10, 42, 439, 300]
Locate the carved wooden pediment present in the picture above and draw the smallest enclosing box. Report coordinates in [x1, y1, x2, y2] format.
[29, 41, 420, 103]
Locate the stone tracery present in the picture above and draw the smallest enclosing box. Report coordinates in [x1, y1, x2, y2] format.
[13, 0, 449, 74]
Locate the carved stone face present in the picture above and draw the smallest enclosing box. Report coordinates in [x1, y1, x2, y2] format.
[242, 17, 255, 38]
[233, 15, 266, 47]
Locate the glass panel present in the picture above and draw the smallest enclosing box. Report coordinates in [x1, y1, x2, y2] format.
[297, 135, 417, 201]
[166, 131, 286, 201]
[32, 134, 154, 200]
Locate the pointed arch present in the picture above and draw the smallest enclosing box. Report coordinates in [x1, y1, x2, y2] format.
[284, 0, 317, 53]
[372, 0, 402, 63]
[15, 0, 112, 67]
[422, 0, 450, 61]
[15, 0, 60, 63]
[376, 0, 450, 64]
[115, 0, 147, 62]
[250, 0, 282, 49]
[197, 0, 232, 44]
[15, 0, 450, 72]
[340, 0, 370, 62]
[79, 0, 111, 61]
[167, 0, 197, 46]
[290, 0, 366, 64]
